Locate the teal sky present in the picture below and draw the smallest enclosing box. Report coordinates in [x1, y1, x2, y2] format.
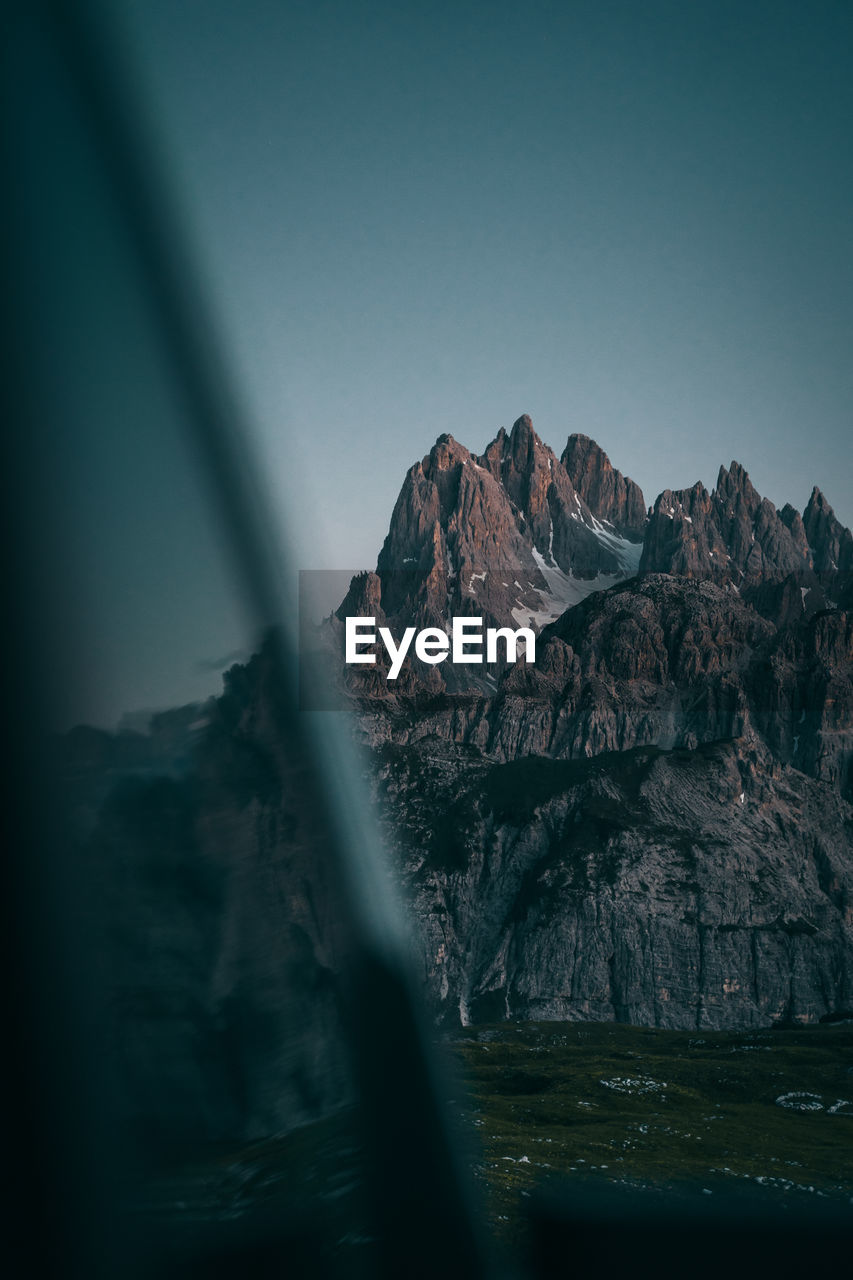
[16, 1, 851, 727]
[119, 0, 853, 575]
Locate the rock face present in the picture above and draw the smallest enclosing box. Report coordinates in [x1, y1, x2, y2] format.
[803, 486, 853, 573]
[640, 463, 815, 587]
[561, 433, 646, 538]
[376, 737, 853, 1029]
[345, 416, 642, 661]
[341, 424, 853, 1031]
[363, 566, 853, 1029]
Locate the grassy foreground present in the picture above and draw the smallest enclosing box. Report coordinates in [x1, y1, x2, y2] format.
[447, 1020, 853, 1243]
[136, 1021, 853, 1265]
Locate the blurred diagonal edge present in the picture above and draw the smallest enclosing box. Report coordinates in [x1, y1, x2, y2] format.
[0, 0, 489, 1275]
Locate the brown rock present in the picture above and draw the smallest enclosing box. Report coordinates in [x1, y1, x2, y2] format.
[561, 432, 646, 538]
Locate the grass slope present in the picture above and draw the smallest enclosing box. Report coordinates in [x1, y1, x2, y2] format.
[135, 1021, 853, 1267]
[448, 1020, 853, 1247]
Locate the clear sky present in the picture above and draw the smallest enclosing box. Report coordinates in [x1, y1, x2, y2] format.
[19, 0, 851, 727]
[118, 0, 853, 576]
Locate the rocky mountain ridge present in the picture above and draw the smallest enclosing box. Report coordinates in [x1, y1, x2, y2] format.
[58, 414, 853, 1142]
[336, 416, 853, 1032]
[561, 431, 646, 538]
[339, 416, 643, 659]
[335, 416, 850, 700]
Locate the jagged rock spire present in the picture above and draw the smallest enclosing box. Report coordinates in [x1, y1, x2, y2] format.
[561, 433, 646, 539]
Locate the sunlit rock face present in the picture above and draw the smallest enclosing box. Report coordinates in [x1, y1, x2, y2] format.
[638, 460, 825, 589]
[343, 422, 853, 1031]
[561, 431, 646, 539]
[344, 416, 642, 671]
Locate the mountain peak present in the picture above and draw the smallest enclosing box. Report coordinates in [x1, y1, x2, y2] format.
[803, 485, 853, 573]
[506, 413, 540, 461]
[561, 432, 645, 539]
[430, 431, 466, 453]
[361, 416, 647, 672]
[423, 432, 472, 473]
[716, 460, 757, 504]
[643, 460, 814, 584]
[806, 485, 831, 516]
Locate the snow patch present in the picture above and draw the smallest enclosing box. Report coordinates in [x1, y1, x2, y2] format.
[510, 532, 642, 630]
[775, 1092, 823, 1113]
[589, 523, 644, 574]
[600, 1076, 666, 1096]
[510, 549, 620, 629]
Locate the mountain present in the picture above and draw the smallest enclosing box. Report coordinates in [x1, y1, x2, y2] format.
[377, 735, 852, 1028]
[339, 419, 853, 1030]
[640, 462, 814, 587]
[803, 485, 853, 573]
[338, 416, 642, 658]
[335, 420, 849, 702]
[561, 432, 646, 538]
[57, 414, 853, 1143]
[60, 648, 355, 1144]
[336, 422, 851, 697]
[369, 568, 853, 1028]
